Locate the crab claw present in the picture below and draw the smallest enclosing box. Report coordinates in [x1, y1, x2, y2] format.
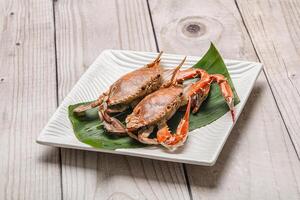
[98, 107, 127, 135]
[157, 98, 191, 150]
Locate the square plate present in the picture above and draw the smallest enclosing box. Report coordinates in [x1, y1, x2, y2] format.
[37, 50, 262, 166]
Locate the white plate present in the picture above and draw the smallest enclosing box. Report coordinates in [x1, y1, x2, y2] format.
[37, 50, 262, 166]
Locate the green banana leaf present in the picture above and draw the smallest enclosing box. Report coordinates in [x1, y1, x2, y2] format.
[68, 43, 240, 150]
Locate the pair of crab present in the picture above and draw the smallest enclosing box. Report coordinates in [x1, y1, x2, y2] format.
[74, 52, 234, 150]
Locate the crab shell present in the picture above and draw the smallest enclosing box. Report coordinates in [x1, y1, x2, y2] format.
[126, 85, 187, 131]
[107, 65, 163, 107]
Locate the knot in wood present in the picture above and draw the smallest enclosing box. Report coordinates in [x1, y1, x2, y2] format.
[181, 21, 206, 38]
[186, 24, 201, 34]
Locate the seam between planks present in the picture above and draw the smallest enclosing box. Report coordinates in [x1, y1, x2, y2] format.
[234, 0, 300, 160]
[145, 0, 193, 200]
[52, 0, 64, 199]
[182, 164, 193, 200]
[146, 0, 159, 52]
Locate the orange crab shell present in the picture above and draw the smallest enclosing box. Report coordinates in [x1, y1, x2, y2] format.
[126, 85, 186, 131]
[107, 63, 163, 106]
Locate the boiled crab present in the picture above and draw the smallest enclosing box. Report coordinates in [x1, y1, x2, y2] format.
[126, 58, 235, 150]
[73, 52, 186, 135]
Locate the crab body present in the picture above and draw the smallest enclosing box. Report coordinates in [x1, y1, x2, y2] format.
[126, 61, 235, 150]
[126, 86, 184, 130]
[73, 53, 235, 147]
[74, 52, 170, 134]
[107, 65, 162, 107]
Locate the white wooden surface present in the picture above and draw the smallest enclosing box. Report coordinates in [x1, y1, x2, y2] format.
[149, 0, 300, 199]
[236, 0, 300, 156]
[0, 0, 300, 199]
[0, 0, 61, 199]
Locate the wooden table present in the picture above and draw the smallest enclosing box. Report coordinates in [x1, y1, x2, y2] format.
[1, 0, 300, 199]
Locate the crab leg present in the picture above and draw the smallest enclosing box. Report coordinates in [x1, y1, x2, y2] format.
[190, 86, 210, 113]
[211, 74, 235, 121]
[73, 94, 106, 115]
[106, 105, 128, 113]
[182, 69, 235, 121]
[137, 126, 158, 144]
[175, 68, 209, 82]
[156, 98, 191, 150]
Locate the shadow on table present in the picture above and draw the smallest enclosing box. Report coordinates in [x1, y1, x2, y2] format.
[38, 82, 265, 191]
[184, 82, 265, 188]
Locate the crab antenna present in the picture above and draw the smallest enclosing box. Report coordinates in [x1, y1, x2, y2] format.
[171, 56, 186, 84]
[147, 51, 163, 68]
[155, 51, 163, 63]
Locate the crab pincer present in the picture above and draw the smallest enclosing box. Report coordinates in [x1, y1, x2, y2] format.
[156, 97, 191, 150]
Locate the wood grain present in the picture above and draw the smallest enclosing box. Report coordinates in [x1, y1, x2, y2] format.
[54, 0, 190, 199]
[236, 0, 300, 156]
[149, 0, 300, 199]
[0, 0, 61, 199]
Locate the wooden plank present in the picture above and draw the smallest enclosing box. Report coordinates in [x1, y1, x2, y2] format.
[0, 0, 62, 199]
[236, 0, 300, 156]
[148, 0, 300, 199]
[54, 0, 190, 199]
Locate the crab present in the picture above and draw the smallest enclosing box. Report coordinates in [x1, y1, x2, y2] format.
[125, 58, 235, 150]
[73, 52, 186, 135]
